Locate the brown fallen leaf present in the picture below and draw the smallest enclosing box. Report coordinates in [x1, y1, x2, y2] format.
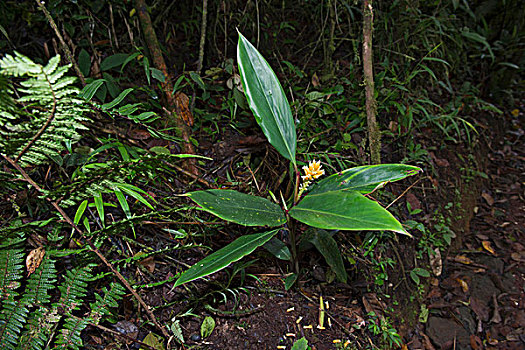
[406, 192, 422, 211]
[454, 255, 474, 265]
[420, 331, 436, 350]
[470, 334, 483, 349]
[470, 297, 489, 322]
[139, 256, 156, 273]
[455, 277, 469, 293]
[490, 294, 501, 324]
[26, 247, 45, 276]
[481, 240, 496, 255]
[481, 192, 494, 206]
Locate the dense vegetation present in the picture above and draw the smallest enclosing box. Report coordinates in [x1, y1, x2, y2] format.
[0, 0, 522, 349]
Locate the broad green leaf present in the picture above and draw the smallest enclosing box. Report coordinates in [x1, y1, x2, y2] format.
[150, 67, 166, 82]
[237, 32, 296, 164]
[174, 229, 280, 287]
[100, 53, 129, 71]
[303, 229, 347, 283]
[190, 71, 206, 90]
[263, 237, 291, 261]
[291, 337, 309, 350]
[78, 49, 91, 77]
[187, 190, 286, 227]
[289, 191, 409, 235]
[309, 164, 421, 195]
[141, 332, 165, 350]
[284, 273, 298, 291]
[200, 316, 215, 338]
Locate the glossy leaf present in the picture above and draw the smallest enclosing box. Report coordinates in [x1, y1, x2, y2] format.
[309, 164, 421, 195]
[302, 229, 347, 283]
[289, 190, 409, 235]
[263, 237, 292, 261]
[187, 190, 286, 227]
[237, 32, 296, 164]
[284, 273, 298, 291]
[174, 229, 280, 287]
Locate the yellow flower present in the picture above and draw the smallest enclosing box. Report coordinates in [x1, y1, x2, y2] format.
[511, 109, 519, 117]
[302, 160, 324, 181]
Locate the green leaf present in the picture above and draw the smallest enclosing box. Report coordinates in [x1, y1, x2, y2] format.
[284, 273, 298, 290]
[101, 88, 134, 110]
[100, 53, 129, 71]
[170, 320, 184, 344]
[413, 267, 430, 277]
[141, 332, 165, 350]
[112, 182, 155, 210]
[200, 316, 216, 338]
[291, 337, 309, 350]
[237, 31, 296, 164]
[93, 192, 105, 228]
[78, 49, 91, 77]
[289, 191, 409, 235]
[189, 71, 206, 90]
[309, 164, 421, 195]
[74, 200, 88, 225]
[303, 229, 347, 283]
[263, 237, 291, 261]
[410, 270, 420, 285]
[150, 68, 166, 82]
[79, 79, 105, 100]
[143, 56, 151, 85]
[174, 229, 280, 287]
[187, 190, 286, 227]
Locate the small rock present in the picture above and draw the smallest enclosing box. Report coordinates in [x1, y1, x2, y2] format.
[426, 316, 470, 349]
[190, 334, 201, 341]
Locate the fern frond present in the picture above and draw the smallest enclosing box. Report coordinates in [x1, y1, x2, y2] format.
[0, 52, 90, 167]
[0, 248, 24, 300]
[89, 282, 126, 324]
[54, 316, 88, 350]
[18, 306, 60, 350]
[21, 253, 56, 307]
[0, 299, 29, 349]
[57, 265, 94, 312]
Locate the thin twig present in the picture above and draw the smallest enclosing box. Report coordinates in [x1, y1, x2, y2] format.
[69, 315, 159, 350]
[1, 155, 169, 339]
[35, 0, 86, 86]
[385, 177, 424, 209]
[197, 0, 208, 74]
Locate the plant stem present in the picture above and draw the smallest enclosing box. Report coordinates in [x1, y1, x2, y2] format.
[289, 164, 301, 275]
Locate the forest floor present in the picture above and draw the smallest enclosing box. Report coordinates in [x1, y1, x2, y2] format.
[83, 107, 524, 350]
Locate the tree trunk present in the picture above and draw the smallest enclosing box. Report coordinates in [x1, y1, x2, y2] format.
[134, 0, 198, 174]
[362, 0, 381, 164]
